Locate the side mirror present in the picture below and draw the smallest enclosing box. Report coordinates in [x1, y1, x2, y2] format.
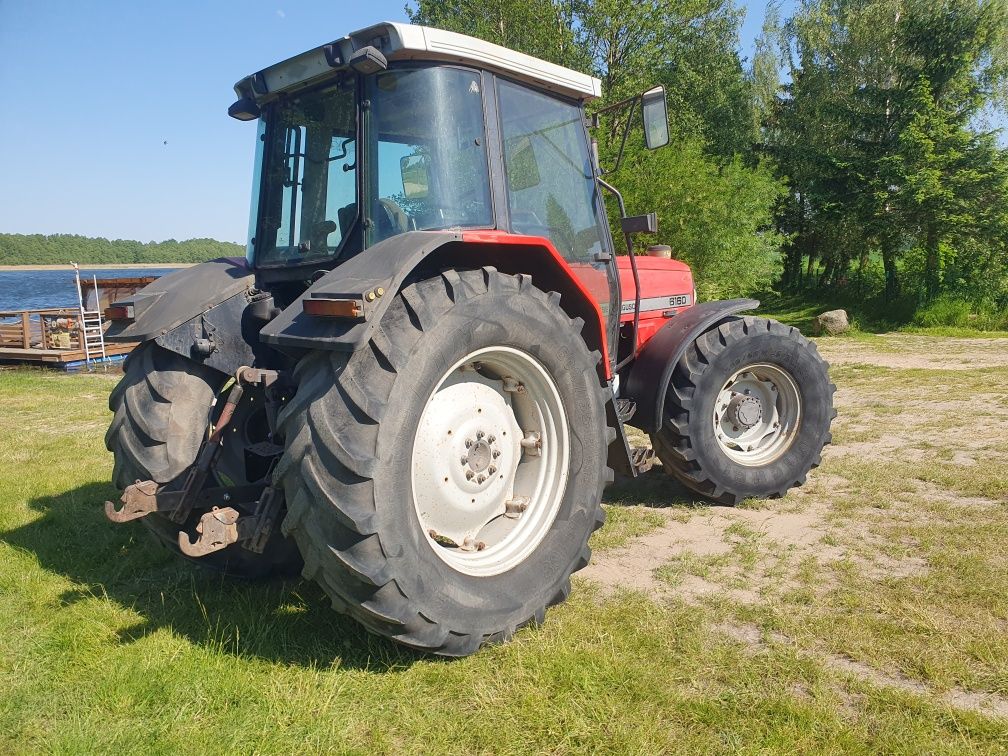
[400, 154, 430, 200]
[641, 86, 669, 150]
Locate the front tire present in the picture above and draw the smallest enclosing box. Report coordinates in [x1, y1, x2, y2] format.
[650, 316, 835, 504]
[275, 268, 611, 656]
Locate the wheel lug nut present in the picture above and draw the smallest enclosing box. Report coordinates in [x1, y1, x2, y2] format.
[461, 456, 468, 465]
[488, 466, 496, 475]
[465, 439, 473, 448]
[477, 475, 486, 484]
[492, 450, 500, 459]
[476, 431, 485, 440]
[487, 434, 495, 443]
[466, 470, 474, 480]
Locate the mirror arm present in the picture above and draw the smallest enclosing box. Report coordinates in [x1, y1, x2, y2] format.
[593, 95, 640, 176]
[612, 100, 637, 174]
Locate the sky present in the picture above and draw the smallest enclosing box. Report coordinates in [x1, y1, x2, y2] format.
[0, 0, 916, 244]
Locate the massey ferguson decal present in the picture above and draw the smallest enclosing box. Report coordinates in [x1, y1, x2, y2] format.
[620, 293, 692, 314]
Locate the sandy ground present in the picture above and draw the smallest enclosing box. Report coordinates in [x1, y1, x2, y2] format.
[821, 333, 1008, 370]
[583, 334, 1008, 718]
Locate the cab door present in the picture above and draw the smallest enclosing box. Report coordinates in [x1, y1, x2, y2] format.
[494, 78, 620, 362]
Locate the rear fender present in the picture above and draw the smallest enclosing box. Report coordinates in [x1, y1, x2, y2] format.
[105, 258, 254, 343]
[259, 230, 611, 379]
[622, 299, 759, 433]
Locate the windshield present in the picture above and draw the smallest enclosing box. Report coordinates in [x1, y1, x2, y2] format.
[370, 66, 492, 243]
[251, 65, 494, 267]
[256, 77, 358, 267]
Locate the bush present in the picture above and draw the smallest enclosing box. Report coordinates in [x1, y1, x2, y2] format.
[914, 295, 1008, 331]
[614, 139, 788, 300]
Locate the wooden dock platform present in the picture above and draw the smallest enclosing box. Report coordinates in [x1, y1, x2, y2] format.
[0, 343, 135, 369]
[0, 307, 136, 371]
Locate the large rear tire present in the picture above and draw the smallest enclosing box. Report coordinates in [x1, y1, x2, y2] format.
[275, 268, 611, 656]
[106, 342, 302, 578]
[650, 316, 835, 505]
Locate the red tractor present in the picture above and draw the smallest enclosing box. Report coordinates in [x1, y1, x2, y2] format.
[102, 22, 834, 656]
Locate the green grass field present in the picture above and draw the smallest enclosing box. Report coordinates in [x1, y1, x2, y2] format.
[2, 333, 1007, 753]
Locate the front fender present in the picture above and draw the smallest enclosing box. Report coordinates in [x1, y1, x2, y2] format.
[623, 299, 759, 433]
[105, 257, 254, 343]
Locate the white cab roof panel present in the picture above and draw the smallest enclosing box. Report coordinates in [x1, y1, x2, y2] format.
[372, 22, 601, 100]
[236, 21, 602, 102]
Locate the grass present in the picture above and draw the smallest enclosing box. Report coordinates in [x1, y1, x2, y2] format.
[756, 290, 1008, 338]
[2, 346, 1008, 752]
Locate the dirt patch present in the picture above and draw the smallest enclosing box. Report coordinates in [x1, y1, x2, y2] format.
[581, 333, 1008, 721]
[582, 497, 847, 602]
[816, 334, 1008, 370]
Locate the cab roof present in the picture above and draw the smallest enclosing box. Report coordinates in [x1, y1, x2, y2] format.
[233, 21, 602, 104]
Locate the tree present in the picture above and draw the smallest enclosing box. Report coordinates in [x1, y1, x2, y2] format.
[751, 2, 784, 143]
[0, 234, 243, 265]
[771, 0, 1008, 304]
[620, 140, 787, 298]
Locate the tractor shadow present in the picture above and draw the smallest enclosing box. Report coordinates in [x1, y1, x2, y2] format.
[604, 464, 707, 510]
[2, 481, 425, 672]
[5, 471, 702, 670]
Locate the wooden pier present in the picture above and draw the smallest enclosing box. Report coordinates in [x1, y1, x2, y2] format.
[0, 272, 155, 371]
[0, 306, 136, 371]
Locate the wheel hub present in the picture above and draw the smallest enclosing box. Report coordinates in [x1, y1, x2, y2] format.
[713, 364, 801, 466]
[411, 347, 569, 577]
[462, 435, 495, 477]
[728, 394, 763, 429]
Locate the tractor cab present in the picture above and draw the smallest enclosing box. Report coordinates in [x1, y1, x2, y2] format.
[230, 22, 680, 368]
[233, 22, 611, 272]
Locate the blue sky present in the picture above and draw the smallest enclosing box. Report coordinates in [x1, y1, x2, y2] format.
[0, 1, 856, 243]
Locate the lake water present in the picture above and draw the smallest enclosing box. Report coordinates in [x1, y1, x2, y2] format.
[0, 268, 182, 312]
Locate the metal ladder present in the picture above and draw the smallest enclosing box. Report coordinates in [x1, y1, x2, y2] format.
[73, 263, 107, 370]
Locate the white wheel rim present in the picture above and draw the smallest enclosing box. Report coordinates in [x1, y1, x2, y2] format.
[411, 346, 569, 577]
[712, 363, 801, 466]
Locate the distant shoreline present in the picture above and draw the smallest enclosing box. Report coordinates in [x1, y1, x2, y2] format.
[0, 263, 196, 271]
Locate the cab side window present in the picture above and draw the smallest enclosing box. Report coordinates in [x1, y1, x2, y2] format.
[497, 81, 606, 263]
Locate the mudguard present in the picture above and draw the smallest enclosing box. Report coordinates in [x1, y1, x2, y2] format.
[105, 258, 254, 343]
[259, 231, 611, 380]
[260, 231, 461, 352]
[622, 299, 759, 434]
